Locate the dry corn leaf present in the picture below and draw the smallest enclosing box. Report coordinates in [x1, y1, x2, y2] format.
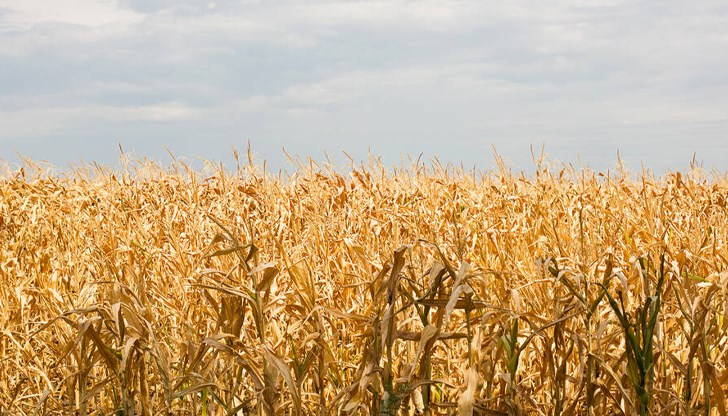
[264, 346, 301, 414]
[458, 367, 481, 416]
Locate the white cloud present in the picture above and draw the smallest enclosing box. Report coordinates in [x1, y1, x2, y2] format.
[107, 102, 202, 122]
[0, 0, 144, 29]
[1, 0, 727, 171]
[0, 102, 201, 139]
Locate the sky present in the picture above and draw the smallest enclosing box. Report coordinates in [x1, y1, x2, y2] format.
[1, 0, 727, 174]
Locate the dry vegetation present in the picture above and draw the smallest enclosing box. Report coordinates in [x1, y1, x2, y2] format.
[1, 152, 728, 415]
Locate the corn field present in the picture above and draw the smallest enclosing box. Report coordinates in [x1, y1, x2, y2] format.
[1, 153, 727, 415]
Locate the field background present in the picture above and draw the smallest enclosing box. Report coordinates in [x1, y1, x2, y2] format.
[1, 155, 727, 415]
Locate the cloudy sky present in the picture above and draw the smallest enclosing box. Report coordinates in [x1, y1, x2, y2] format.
[1, 0, 727, 173]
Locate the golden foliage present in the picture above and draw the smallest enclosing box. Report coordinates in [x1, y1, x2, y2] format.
[1, 156, 727, 415]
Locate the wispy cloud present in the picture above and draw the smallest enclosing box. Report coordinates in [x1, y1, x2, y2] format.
[0, 0, 143, 28]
